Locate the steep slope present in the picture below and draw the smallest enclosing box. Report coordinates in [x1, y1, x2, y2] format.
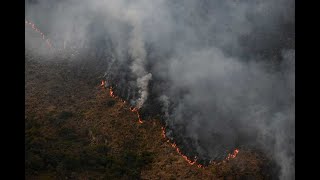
[25, 53, 277, 179]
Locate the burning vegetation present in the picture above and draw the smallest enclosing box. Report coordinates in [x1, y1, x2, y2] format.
[25, 55, 281, 179]
[25, 20, 53, 49]
[100, 80, 239, 168]
[26, 0, 294, 178]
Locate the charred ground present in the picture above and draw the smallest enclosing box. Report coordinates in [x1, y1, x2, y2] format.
[25, 51, 279, 179]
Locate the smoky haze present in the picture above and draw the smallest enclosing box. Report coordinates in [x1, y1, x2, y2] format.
[25, 0, 295, 179]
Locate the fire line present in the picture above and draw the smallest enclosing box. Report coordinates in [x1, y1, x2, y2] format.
[100, 80, 239, 168]
[25, 19, 53, 49]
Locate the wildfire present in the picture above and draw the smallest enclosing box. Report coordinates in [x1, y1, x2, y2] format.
[109, 87, 115, 97]
[226, 149, 240, 160]
[101, 80, 143, 124]
[130, 107, 144, 124]
[160, 117, 239, 167]
[100, 80, 239, 169]
[176, 145, 197, 165]
[25, 19, 53, 49]
[100, 80, 106, 87]
[161, 127, 166, 138]
[161, 126, 200, 167]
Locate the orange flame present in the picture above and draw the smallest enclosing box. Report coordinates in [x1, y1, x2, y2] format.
[25, 19, 53, 49]
[100, 80, 106, 87]
[138, 119, 144, 124]
[161, 127, 166, 139]
[160, 119, 239, 166]
[100, 80, 239, 168]
[109, 87, 115, 97]
[162, 126, 199, 166]
[131, 107, 144, 124]
[101, 81, 143, 124]
[226, 149, 239, 160]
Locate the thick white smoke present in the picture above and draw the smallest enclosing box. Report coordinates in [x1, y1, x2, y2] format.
[125, 7, 152, 109]
[159, 95, 169, 120]
[26, 0, 295, 179]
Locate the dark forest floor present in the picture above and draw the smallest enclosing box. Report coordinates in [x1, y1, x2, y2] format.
[25, 52, 277, 180]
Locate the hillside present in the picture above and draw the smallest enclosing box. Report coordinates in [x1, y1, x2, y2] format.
[25, 53, 277, 180]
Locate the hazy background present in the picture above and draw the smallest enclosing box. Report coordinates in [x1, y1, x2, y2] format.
[26, 0, 295, 179]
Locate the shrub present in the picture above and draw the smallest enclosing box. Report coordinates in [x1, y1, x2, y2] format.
[106, 100, 116, 107]
[58, 111, 73, 120]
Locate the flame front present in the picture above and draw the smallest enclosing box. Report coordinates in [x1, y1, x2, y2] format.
[226, 149, 239, 160]
[101, 81, 143, 124]
[109, 87, 115, 97]
[25, 19, 53, 49]
[100, 80, 239, 168]
[100, 80, 106, 87]
[162, 126, 200, 167]
[131, 107, 143, 124]
[161, 127, 166, 139]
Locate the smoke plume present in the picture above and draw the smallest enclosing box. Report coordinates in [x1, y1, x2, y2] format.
[26, 0, 295, 179]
